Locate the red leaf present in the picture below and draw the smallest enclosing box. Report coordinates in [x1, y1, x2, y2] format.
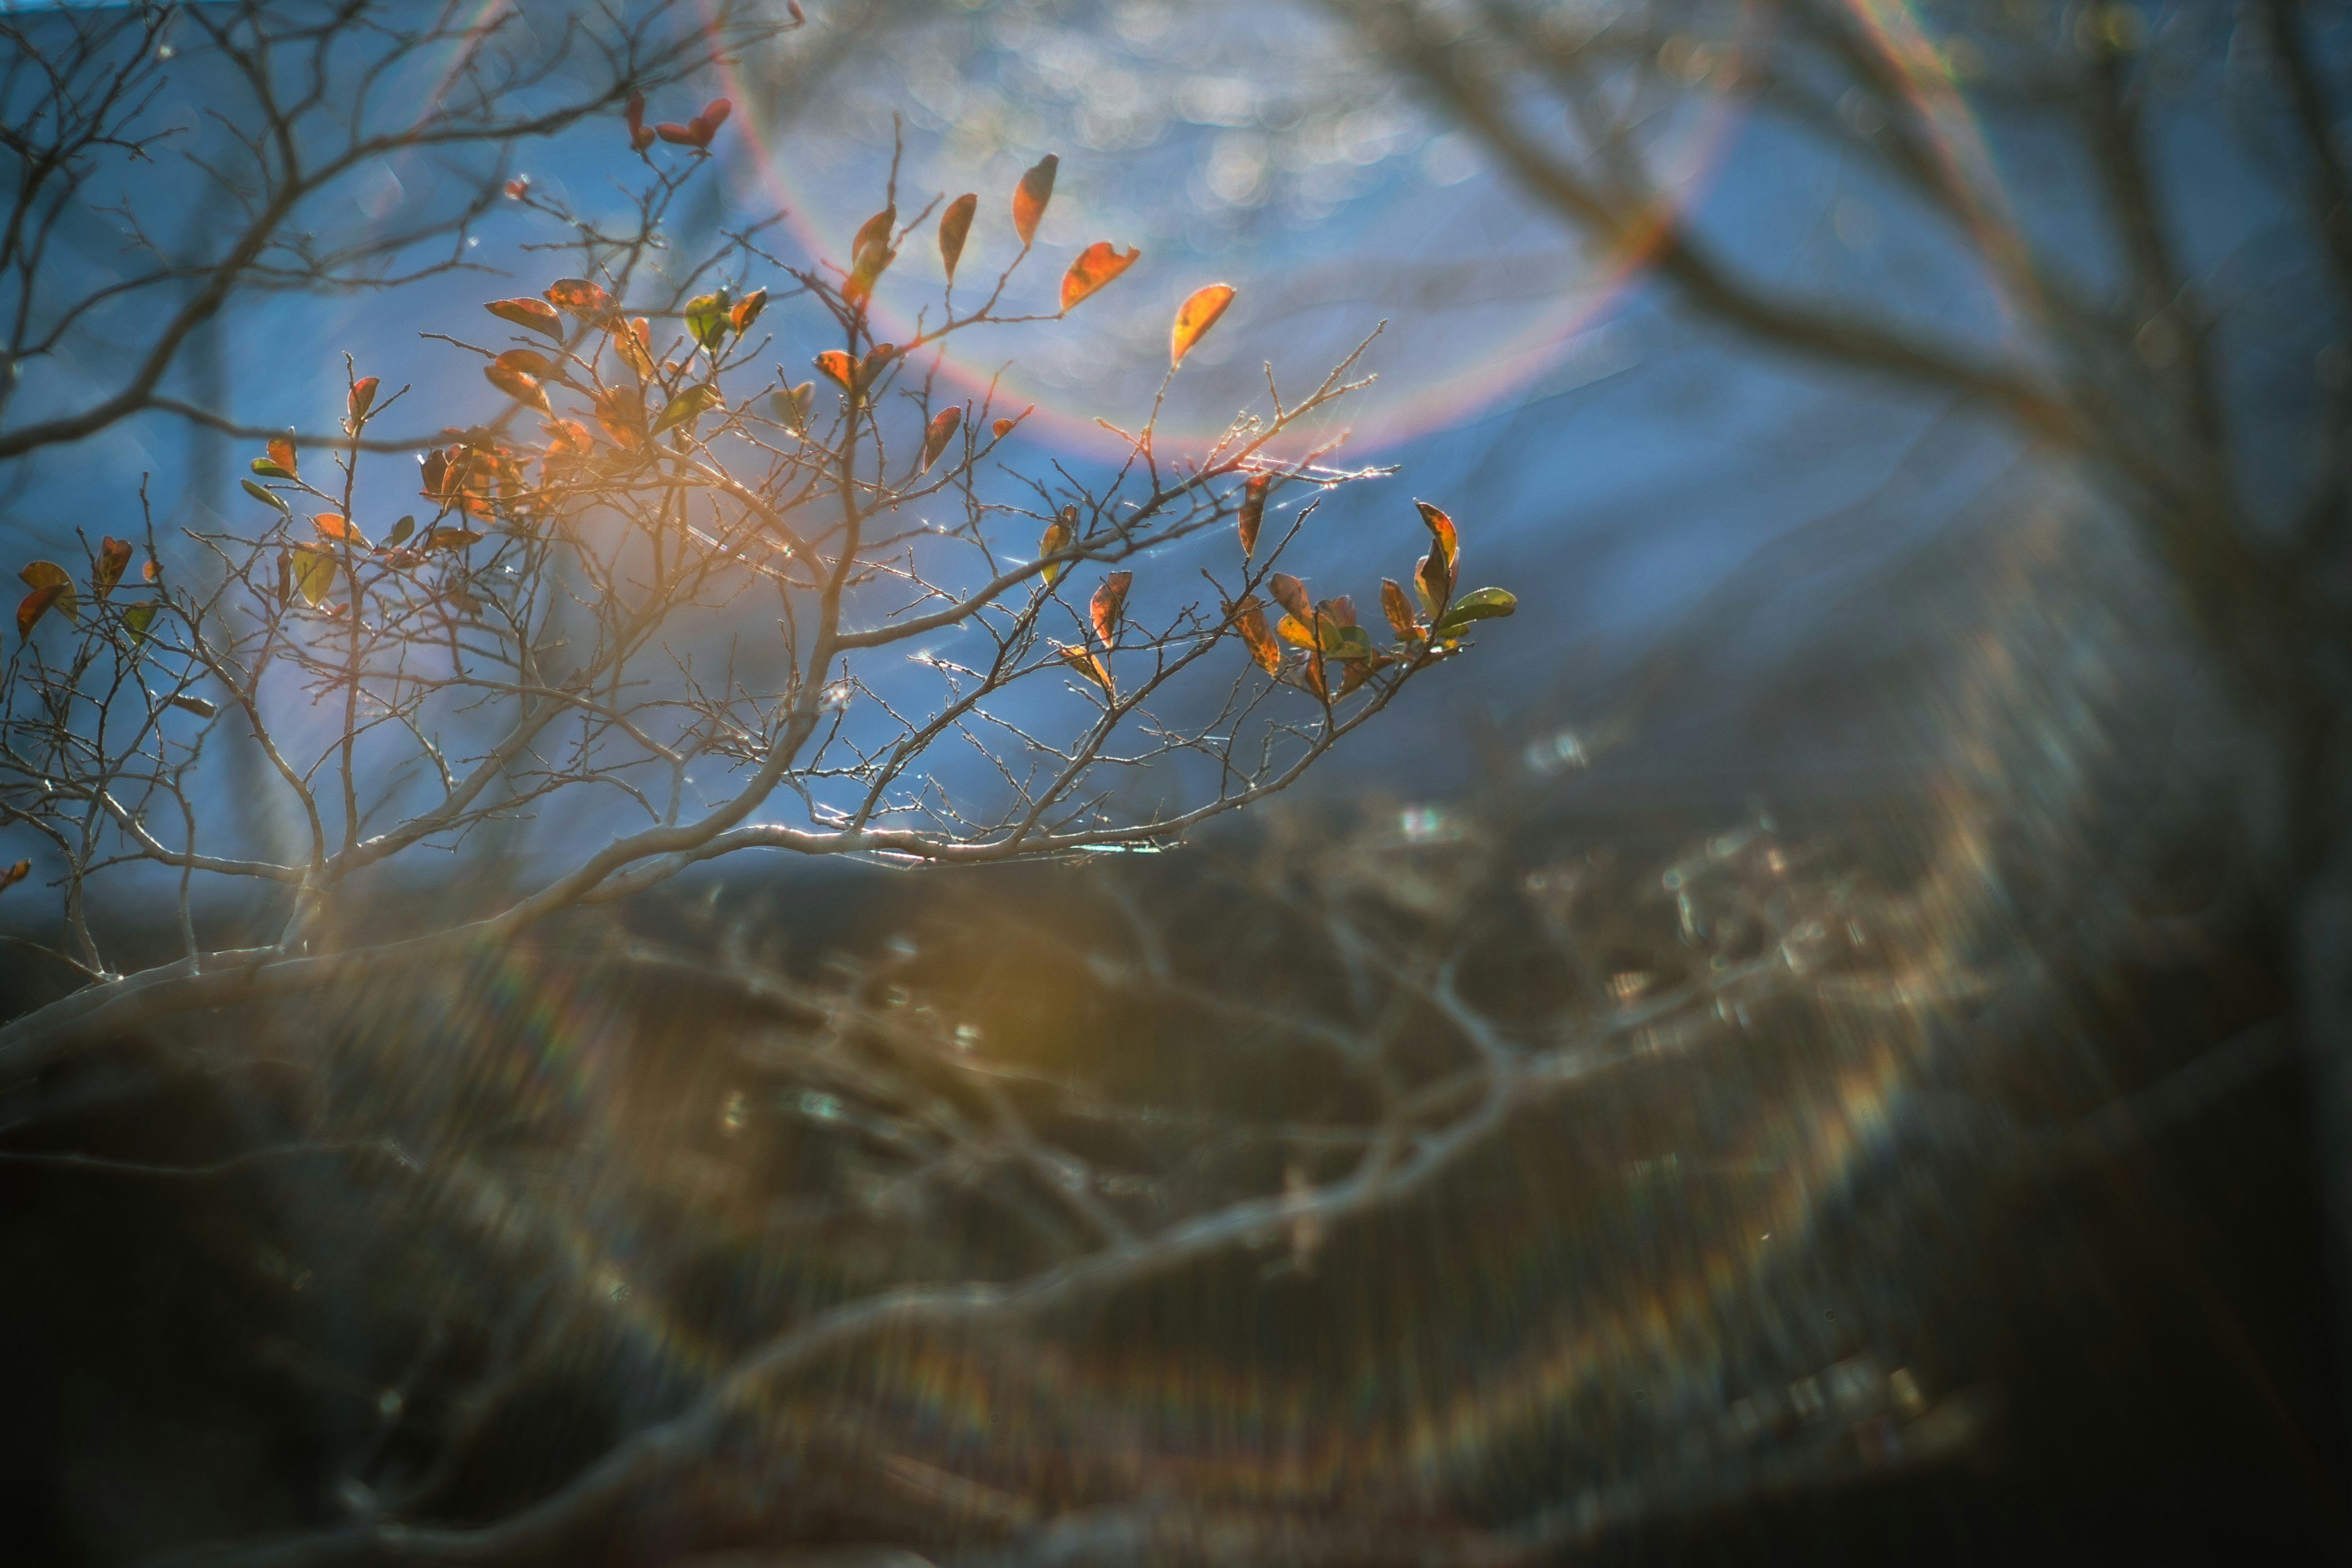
[349, 376, 379, 423]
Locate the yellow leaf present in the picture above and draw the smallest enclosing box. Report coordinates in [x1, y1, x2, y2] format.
[1415, 499, 1458, 576]
[0, 859, 27, 892]
[1038, 505, 1077, 586]
[289, 545, 338, 606]
[1060, 241, 1139, 311]
[939, 192, 978, 281]
[1170, 283, 1234, 368]
[1013, 153, 1058, 247]
[1232, 597, 1280, 676]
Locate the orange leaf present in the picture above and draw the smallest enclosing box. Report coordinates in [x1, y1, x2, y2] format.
[612, 317, 654, 379]
[1415, 548, 1451, 620]
[486, 363, 552, 413]
[919, 406, 962, 472]
[701, 99, 731, 134]
[1056, 643, 1112, 694]
[1038, 505, 1077, 586]
[545, 277, 611, 318]
[852, 206, 896, 270]
[730, 288, 767, 332]
[1060, 241, 1139, 311]
[1380, 578, 1421, 640]
[349, 376, 379, 423]
[267, 434, 298, 480]
[1170, 283, 1235, 368]
[1089, 571, 1131, 645]
[1415, 500, 1458, 577]
[592, 386, 646, 448]
[939, 192, 978, 281]
[16, 582, 62, 639]
[992, 417, 1015, 439]
[1233, 598, 1280, 676]
[311, 513, 368, 548]
[0, 859, 26, 893]
[488, 298, 564, 339]
[94, 536, 132, 599]
[1237, 473, 1268, 559]
[1012, 153, 1058, 247]
[19, 560, 76, 627]
[815, 349, 854, 390]
[655, 120, 707, 148]
[141, 559, 160, 584]
[494, 348, 560, 380]
[1267, 571, 1310, 624]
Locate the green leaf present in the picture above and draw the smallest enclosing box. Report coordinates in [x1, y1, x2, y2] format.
[684, 291, 731, 350]
[387, 515, 415, 547]
[249, 458, 294, 481]
[649, 383, 723, 437]
[1324, 624, 1377, 662]
[1433, 586, 1517, 637]
[122, 603, 157, 641]
[242, 478, 291, 514]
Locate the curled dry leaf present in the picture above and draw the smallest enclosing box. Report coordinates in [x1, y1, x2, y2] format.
[1038, 505, 1077, 586]
[1056, 643, 1112, 695]
[626, 91, 654, 153]
[1013, 153, 1058, 247]
[1233, 597, 1281, 676]
[939, 192, 977, 281]
[485, 363, 552, 413]
[94, 536, 133, 599]
[167, 693, 217, 718]
[349, 376, 379, 423]
[1060, 242, 1139, 311]
[919, 406, 963, 472]
[1415, 500, 1458, 575]
[487, 298, 564, 339]
[1170, 283, 1235, 367]
[1237, 473, 1268, 558]
[1089, 571, 1131, 644]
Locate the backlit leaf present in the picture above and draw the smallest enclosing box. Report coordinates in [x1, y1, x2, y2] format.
[685, 292, 730, 350]
[1089, 571, 1131, 644]
[545, 277, 611, 318]
[268, 434, 296, 479]
[1013, 153, 1058, 247]
[312, 513, 367, 548]
[1415, 548, 1451, 620]
[1170, 283, 1234, 367]
[242, 478, 290, 513]
[94, 536, 132, 598]
[142, 559, 159, 582]
[612, 317, 654, 379]
[1055, 642, 1112, 695]
[815, 350, 854, 390]
[992, 417, 1015, 439]
[1234, 598, 1281, 676]
[592, 387, 645, 448]
[859, 341, 899, 386]
[485, 363, 552, 413]
[20, 560, 75, 626]
[729, 288, 768, 333]
[387, 515, 415, 546]
[426, 529, 484, 552]
[1060, 242, 1139, 311]
[122, 603, 156, 641]
[289, 544, 337, 606]
[772, 382, 815, 433]
[1415, 500, 1458, 576]
[1237, 474, 1268, 558]
[349, 376, 379, 423]
[1267, 571, 1310, 624]
[487, 298, 564, 339]
[250, 456, 293, 481]
[1038, 505, 1076, 586]
[939, 192, 977, 281]
[852, 206, 896, 270]
[1381, 578, 1420, 640]
[494, 348, 560, 381]
[648, 383, 723, 437]
[0, 860, 28, 893]
[919, 406, 962, 472]
[16, 583, 63, 639]
[1433, 586, 1517, 637]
